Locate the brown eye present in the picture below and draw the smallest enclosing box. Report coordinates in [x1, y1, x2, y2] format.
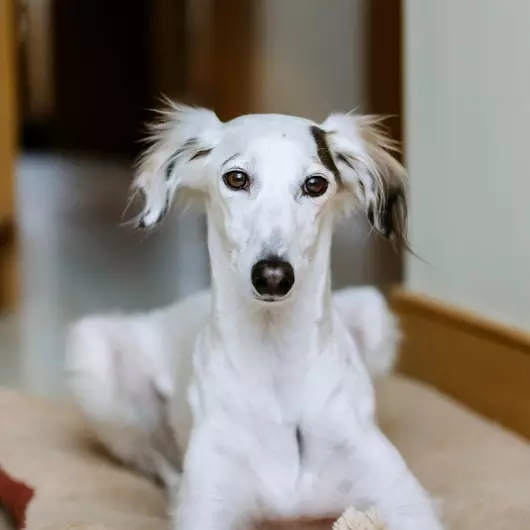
[303, 175, 329, 197]
[223, 170, 250, 191]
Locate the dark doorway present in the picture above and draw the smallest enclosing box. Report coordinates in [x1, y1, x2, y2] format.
[19, 0, 188, 158]
[52, 0, 151, 156]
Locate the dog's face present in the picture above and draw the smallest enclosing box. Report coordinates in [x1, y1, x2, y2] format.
[134, 104, 407, 303]
[207, 115, 347, 302]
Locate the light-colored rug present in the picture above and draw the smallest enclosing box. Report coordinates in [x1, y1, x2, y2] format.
[0, 375, 529, 530]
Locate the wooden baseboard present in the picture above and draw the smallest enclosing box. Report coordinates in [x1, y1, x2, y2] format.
[391, 289, 530, 439]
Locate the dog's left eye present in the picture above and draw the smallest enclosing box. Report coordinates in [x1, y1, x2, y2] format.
[302, 176, 329, 197]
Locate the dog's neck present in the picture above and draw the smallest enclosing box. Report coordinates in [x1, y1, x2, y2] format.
[205, 217, 335, 363]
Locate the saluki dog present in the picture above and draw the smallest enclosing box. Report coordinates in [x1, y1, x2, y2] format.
[66, 104, 443, 530]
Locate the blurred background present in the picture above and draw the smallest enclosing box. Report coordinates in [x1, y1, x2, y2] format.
[0, 0, 402, 398]
[2, 1, 529, 403]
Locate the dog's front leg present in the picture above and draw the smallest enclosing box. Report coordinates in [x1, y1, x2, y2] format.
[170, 427, 256, 530]
[346, 425, 444, 530]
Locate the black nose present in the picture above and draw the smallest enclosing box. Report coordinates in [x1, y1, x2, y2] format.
[251, 258, 295, 298]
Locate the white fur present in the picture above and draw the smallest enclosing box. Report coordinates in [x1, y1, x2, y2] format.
[66, 106, 442, 530]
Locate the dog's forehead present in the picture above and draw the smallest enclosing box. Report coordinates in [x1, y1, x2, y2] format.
[220, 113, 318, 154]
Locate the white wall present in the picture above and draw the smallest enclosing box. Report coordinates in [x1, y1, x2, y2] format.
[404, 0, 530, 332]
[254, 0, 402, 287]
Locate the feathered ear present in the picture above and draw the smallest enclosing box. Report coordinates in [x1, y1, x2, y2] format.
[320, 113, 408, 246]
[132, 102, 222, 229]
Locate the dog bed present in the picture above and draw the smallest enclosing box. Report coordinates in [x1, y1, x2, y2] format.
[0, 375, 529, 530]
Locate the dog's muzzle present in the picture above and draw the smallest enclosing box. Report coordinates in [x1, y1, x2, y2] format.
[251, 258, 295, 299]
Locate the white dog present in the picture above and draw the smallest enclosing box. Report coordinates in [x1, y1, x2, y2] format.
[66, 104, 443, 530]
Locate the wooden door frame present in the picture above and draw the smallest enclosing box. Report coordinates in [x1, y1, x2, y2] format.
[187, 0, 256, 119]
[366, 0, 404, 283]
[366, 0, 403, 152]
[0, 0, 19, 310]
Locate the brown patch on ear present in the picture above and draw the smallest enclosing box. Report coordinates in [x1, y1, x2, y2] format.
[165, 158, 177, 181]
[381, 185, 407, 242]
[155, 196, 171, 225]
[356, 116, 404, 187]
[358, 179, 366, 199]
[136, 192, 171, 230]
[165, 138, 198, 180]
[310, 126, 342, 186]
[163, 139, 213, 180]
[356, 116, 408, 246]
[336, 152, 356, 171]
[336, 152, 371, 202]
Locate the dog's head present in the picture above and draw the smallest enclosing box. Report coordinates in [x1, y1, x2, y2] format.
[133, 103, 407, 303]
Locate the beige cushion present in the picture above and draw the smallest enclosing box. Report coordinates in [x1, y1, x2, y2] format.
[0, 376, 529, 530]
[376, 377, 530, 529]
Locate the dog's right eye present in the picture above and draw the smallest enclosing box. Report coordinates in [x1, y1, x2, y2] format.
[223, 170, 250, 191]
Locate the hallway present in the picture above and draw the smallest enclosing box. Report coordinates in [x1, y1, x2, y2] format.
[0, 153, 209, 398]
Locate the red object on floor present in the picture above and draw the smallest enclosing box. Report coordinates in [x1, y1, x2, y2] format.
[0, 466, 34, 529]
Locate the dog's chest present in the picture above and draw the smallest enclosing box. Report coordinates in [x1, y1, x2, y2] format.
[242, 357, 367, 518]
[191, 330, 373, 518]
[251, 402, 361, 520]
